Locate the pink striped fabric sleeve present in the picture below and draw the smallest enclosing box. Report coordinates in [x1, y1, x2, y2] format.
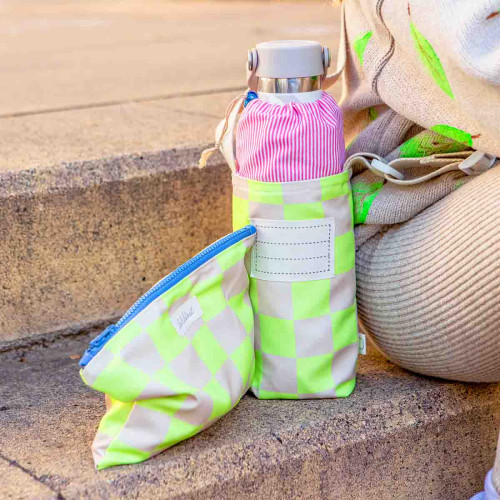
[235, 92, 345, 182]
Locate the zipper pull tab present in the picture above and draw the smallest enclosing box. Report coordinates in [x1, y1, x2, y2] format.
[89, 324, 117, 347]
[80, 324, 117, 368]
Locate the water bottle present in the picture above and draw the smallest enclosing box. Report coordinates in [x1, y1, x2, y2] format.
[232, 40, 359, 401]
[203, 40, 359, 401]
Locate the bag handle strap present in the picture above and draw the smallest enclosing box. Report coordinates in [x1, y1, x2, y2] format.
[322, 1, 347, 90]
[345, 150, 498, 186]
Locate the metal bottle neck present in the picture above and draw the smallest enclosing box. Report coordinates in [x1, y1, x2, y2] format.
[257, 76, 322, 94]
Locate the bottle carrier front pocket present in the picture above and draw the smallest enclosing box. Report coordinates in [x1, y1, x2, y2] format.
[80, 226, 256, 469]
[233, 173, 358, 400]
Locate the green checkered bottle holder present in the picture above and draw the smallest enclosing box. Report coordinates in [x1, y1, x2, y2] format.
[79, 226, 256, 469]
[233, 174, 359, 399]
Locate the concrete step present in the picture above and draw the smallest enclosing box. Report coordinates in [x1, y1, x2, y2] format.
[1, 335, 498, 499]
[0, 143, 232, 348]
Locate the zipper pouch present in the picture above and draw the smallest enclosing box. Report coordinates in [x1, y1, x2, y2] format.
[233, 173, 358, 400]
[80, 226, 256, 469]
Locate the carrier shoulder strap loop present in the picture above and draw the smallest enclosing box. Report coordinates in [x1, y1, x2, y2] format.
[322, 2, 347, 90]
[345, 150, 497, 186]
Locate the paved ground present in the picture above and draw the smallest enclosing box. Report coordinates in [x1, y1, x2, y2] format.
[1, 333, 498, 499]
[0, 0, 341, 171]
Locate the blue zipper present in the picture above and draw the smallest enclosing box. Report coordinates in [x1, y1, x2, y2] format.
[80, 225, 256, 368]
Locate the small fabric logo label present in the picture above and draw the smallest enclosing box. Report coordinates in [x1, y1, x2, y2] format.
[171, 297, 203, 337]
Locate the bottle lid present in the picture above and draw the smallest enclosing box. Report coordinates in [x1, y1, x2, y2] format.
[250, 40, 329, 79]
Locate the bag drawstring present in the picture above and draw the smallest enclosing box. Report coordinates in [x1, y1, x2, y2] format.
[198, 94, 246, 169]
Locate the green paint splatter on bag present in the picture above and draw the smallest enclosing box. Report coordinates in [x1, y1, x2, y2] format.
[400, 130, 466, 158]
[430, 125, 475, 146]
[368, 107, 378, 122]
[354, 31, 373, 66]
[454, 179, 465, 190]
[352, 180, 384, 225]
[410, 22, 454, 99]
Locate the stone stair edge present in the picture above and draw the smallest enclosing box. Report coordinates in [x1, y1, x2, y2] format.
[0, 144, 221, 198]
[0, 316, 113, 354]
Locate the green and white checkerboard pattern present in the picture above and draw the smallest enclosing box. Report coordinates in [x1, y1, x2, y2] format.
[81, 233, 255, 469]
[233, 172, 358, 399]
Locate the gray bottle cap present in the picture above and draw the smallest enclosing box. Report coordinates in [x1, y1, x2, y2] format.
[253, 40, 327, 79]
